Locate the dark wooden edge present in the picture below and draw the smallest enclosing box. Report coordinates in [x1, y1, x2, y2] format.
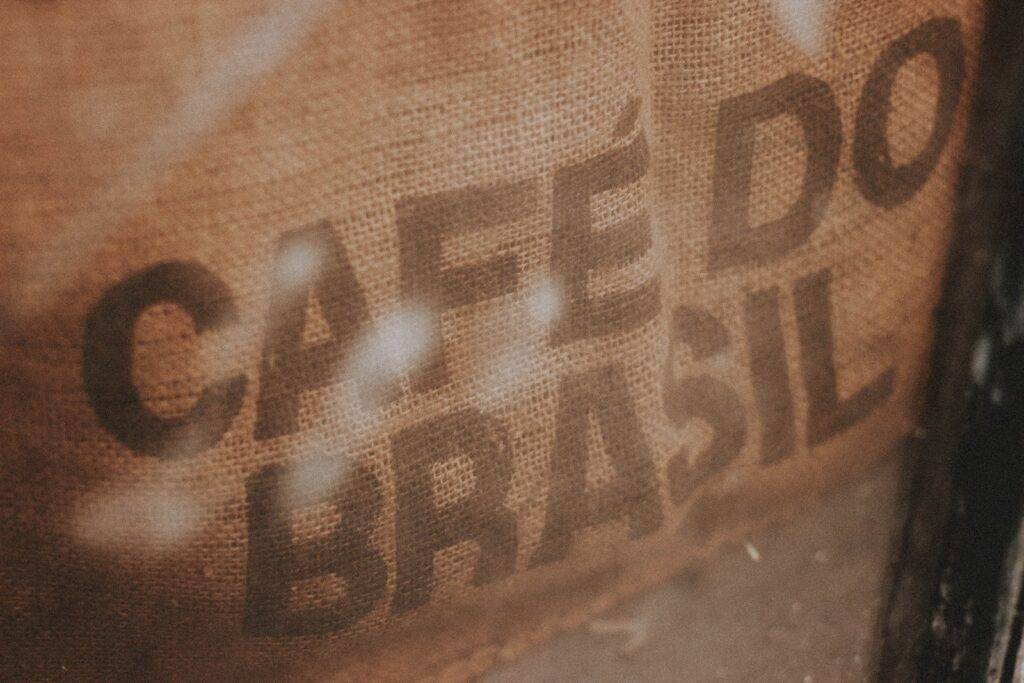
[873, 2, 1024, 679]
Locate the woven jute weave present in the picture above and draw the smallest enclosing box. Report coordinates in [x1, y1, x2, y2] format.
[0, 0, 984, 679]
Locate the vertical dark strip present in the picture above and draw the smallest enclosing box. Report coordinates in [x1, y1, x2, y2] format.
[873, 3, 1024, 680]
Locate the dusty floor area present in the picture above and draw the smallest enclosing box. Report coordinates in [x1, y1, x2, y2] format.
[487, 461, 900, 682]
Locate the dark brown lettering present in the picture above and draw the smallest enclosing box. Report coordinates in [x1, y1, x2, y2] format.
[243, 461, 386, 636]
[397, 182, 537, 393]
[254, 221, 370, 440]
[709, 74, 841, 270]
[794, 269, 894, 445]
[82, 261, 246, 458]
[743, 286, 797, 464]
[391, 408, 517, 613]
[550, 127, 659, 345]
[662, 306, 746, 504]
[531, 365, 662, 566]
[854, 18, 965, 207]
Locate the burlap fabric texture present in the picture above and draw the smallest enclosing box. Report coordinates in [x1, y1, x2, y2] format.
[0, 0, 984, 679]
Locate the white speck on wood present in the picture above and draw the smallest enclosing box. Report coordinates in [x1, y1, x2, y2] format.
[745, 541, 762, 562]
[971, 335, 992, 385]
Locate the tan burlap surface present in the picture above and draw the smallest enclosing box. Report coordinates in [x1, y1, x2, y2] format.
[0, 1, 984, 679]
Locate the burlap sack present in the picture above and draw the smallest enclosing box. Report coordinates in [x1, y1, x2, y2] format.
[0, 0, 985, 679]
